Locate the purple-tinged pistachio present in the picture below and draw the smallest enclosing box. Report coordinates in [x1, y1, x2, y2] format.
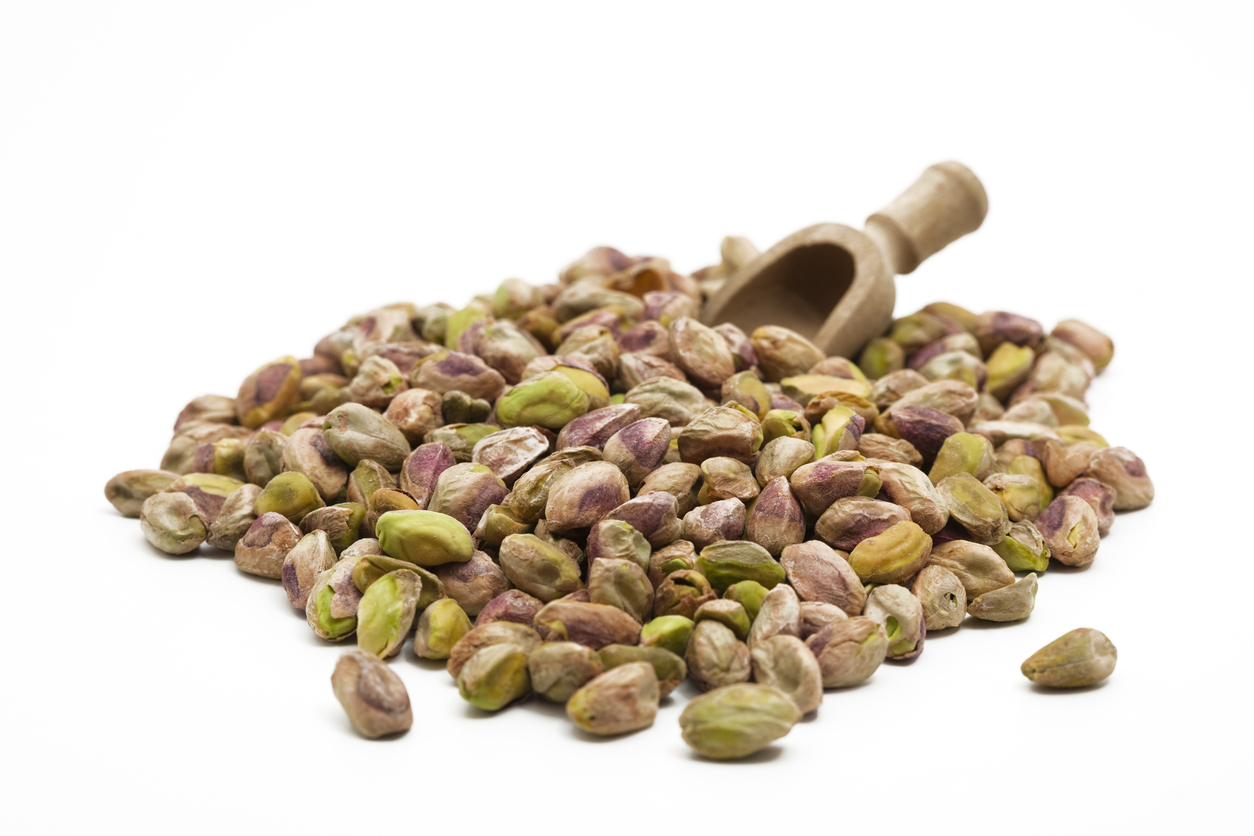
[809, 356, 869, 382]
[1083, 446, 1153, 511]
[888, 311, 955, 354]
[969, 421, 1058, 449]
[397, 442, 456, 510]
[528, 641, 603, 703]
[682, 498, 746, 551]
[869, 368, 929, 410]
[722, 579, 769, 623]
[498, 534, 584, 602]
[552, 307, 632, 346]
[243, 429, 288, 487]
[206, 484, 263, 551]
[603, 491, 684, 549]
[686, 620, 752, 691]
[413, 597, 473, 660]
[533, 600, 642, 649]
[163, 473, 244, 527]
[383, 388, 444, 445]
[322, 403, 411, 470]
[701, 457, 760, 503]
[555, 404, 643, 451]
[911, 564, 967, 631]
[411, 350, 506, 402]
[282, 530, 337, 610]
[587, 519, 650, 570]
[603, 417, 671, 488]
[667, 317, 735, 390]
[566, 662, 660, 735]
[927, 540, 1015, 599]
[1036, 496, 1100, 567]
[470, 426, 552, 487]
[507, 447, 601, 523]
[968, 573, 1037, 622]
[139, 492, 206, 555]
[811, 404, 866, 457]
[556, 324, 621, 379]
[1022, 627, 1116, 688]
[847, 519, 933, 584]
[755, 437, 816, 487]
[105, 469, 181, 518]
[744, 478, 805, 557]
[760, 408, 811, 444]
[234, 512, 301, 578]
[882, 379, 979, 427]
[465, 319, 545, 384]
[190, 437, 248, 482]
[439, 390, 491, 425]
[992, 520, 1051, 573]
[779, 541, 865, 616]
[434, 551, 510, 617]
[307, 557, 364, 641]
[769, 392, 807, 414]
[973, 311, 1044, 355]
[331, 650, 412, 739]
[474, 589, 545, 628]
[617, 320, 670, 357]
[1059, 477, 1115, 536]
[721, 371, 771, 419]
[653, 570, 718, 619]
[638, 463, 704, 518]
[985, 342, 1036, 401]
[908, 332, 982, 370]
[712, 322, 758, 372]
[1050, 319, 1113, 372]
[443, 305, 489, 351]
[175, 394, 238, 431]
[356, 568, 422, 659]
[280, 428, 350, 502]
[816, 497, 912, 551]
[857, 433, 923, 467]
[863, 585, 925, 660]
[680, 682, 799, 760]
[544, 461, 630, 534]
[1036, 438, 1099, 489]
[888, 405, 964, 462]
[616, 351, 686, 390]
[424, 423, 499, 464]
[623, 377, 710, 426]
[750, 635, 823, 715]
[937, 472, 1010, 545]
[859, 337, 906, 379]
[457, 642, 531, 711]
[163, 422, 253, 474]
[694, 599, 752, 641]
[876, 461, 950, 534]
[789, 456, 879, 517]
[929, 432, 995, 484]
[427, 462, 508, 530]
[640, 615, 696, 657]
[357, 340, 440, 379]
[750, 325, 825, 382]
[588, 558, 654, 622]
[643, 290, 700, 325]
[983, 473, 1042, 523]
[696, 540, 785, 592]
[805, 616, 888, 688]
[236, 356, 303, 429]
[375, 509, 473, 566]
[647, 540, 697, 589]
[746, 584, 802, 647]
[345, 356, 407, 408]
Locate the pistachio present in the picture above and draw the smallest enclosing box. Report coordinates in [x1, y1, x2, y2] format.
[330, 650, 412, 739]
[413, 350, 506, 402]
[413, 598, 473, 660]
[392, 443, 454, 512]
[604, 492, 683, 549]
[665, 317, 734, 390]
[465, 319, 546, 384]
[1036, 496, 1101, 567]
[635, 463, 702, 517]
[363, 488, 419, 539]
[755, 437, 816, 486]
[888, 311, 955, 354]
[474, 589, 545, 628]
[679, 682, 799, 760]
[701, 457, 760, 503]
[721, 581, 767, 624]
[789, 456, 880, 518]
[644, 290, 700, 325]
[527, 642, 604, 703]
[346, 459, 395, 508]
[888, 405, 964, 462]
[1021, 627, 1116, 687]
[175, 394, 238, 430]
[162, 423, 253, 474]
[307, 557, 364, 641]
[968, 573, 1038, 622]
[236, 356, 302, 429]
[375, 509, 474, 566]
[847, 520, 933, 585]
[869, 369, 929, 410]
[815, 497, 912, 552]
[983, 473, 1042, 523]
[928, 432, 995, 484]
[345, 355, 407, 408]
[597, 645, 687, 698]
[682, 498, 746, 550]
[555, 404, 643, 451]
[775, 541, 864, 616]
[857, 433, 923, 467]
[862, 585, 925, 660]
[927, 540, 1015, 599]
[798, 601, 849, 639]
[206, 483, 263, 551]
[653, 570, 718, 619]
[761, 408, 811, 444]
[440, 389, 491, 426]
[556, 324, 620, 379]
[234, 512, 302, 579]
[859, 337, 906, 379]
[911, 564, 967, 631]
[1008, 454, 1055, 509]
[1050, 319, 1114, 372]
[544, 461, 630, 534]
[624, 377, 710, 426]
[696, 540, 786, 592]
[917, 349, 987, 389]
[299, 502, 365, 554]
[446, 622, 542, 679]
[190, 437, 248, 482]
[685, 620, 752, 691]
[532, 600, 642, 649]
[742, 477, 805, 557]
[1036, 438, 1098, 489]
[640, 615, 696, 657]
[617, 320, 671, 357]
[972, 311, 1044, 355]
[351, 554, 444, 610]
[356, 569, 423, 659]
[992, 520, 1051, 573]
[937, 472, 1010, 545]
[470, 426, 552, 486]
[281, 530, 338, 610]
[139, 492, 206, 555]
[498, 534, 585, 602]
[428, 462, 509, 529]
[1083, 446, 1154, 510]
[425, 422, 500, 464]
[435, 550, 511, 617]
[806, 616, 888, 688]
[320, 403, 410, 469]
[984, 342, 1036, 400]
[647, 540, 698, 588]
[566, 662, 660, 735]
[475, 504, 534, 549]
[810, 405, 866, 457]
[508, 447, 602, 523]
[1058, 477, 1116, 536]
[162, 473, 244, 527]
[746, 583, 802, 646]
[243, 429, 288, 487]
[750, 325, 825, 382]
[457, 642, 532, 711]
[280, 427, 350, 502]
[678, 406, 764, 464]
[693, 599, 752, 641]
[383, 388, 444, 445]
[876, 461, 950, 534]
[883, 379, 979, 427]
[721, 371, 772, 419]
[750, 635, 823, 715]
[603, 418, 672, 488]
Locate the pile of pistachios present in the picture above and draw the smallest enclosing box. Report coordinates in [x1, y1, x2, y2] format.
[106, 239, 1152, 756]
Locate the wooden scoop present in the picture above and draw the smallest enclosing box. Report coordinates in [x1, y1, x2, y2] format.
[701, 161, 989, 358]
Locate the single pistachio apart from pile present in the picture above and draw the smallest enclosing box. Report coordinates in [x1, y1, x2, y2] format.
[679, 683, 800, 760]
[330, 650, 413, 739]
[1021, 628, 1116, 687]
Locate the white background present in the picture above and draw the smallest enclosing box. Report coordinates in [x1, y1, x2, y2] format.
[2, 2, 1249, 833]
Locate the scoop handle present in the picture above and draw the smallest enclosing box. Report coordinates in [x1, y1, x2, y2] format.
[863, 161, 988, 276]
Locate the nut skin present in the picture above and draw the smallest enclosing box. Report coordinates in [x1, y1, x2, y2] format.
[528, 642, 604, 703]
[544, 461, 631, 535]
[653, 570, 718, 619]
[597, 645, 687, 699]
[696, 540, 786, 592]
[640, 615, 696, 657]
[936, 472, 1011, 545]
[323, 403, 412, 469]
[876, 462, 950, 535]
[331, 650, 412, 739]
[532, 600, 643, 649]
[234, 512, 302, 578]
[1059, 477, 1116, 536]
[375, 509, 474, 567]
[567, 662, 660, 735]
[243, 429, 288, 487]
[603, 492, 683, 550]
[347, 459, 395, 507]
[623, 377, 710, 427]
[281, 427, 350, 503]
[746, 584, 802, 647]
[750, 635, 823, 715]
[412, 350, 507, 402]
[679, 683, 800, 760]
[306, 557, 363, 641]
[755, 437, 816, 487]
[863, 585, 926, 660]
[446, 622, 543, 679]
[457, 643, 532, 711]
[356, 569, 423, 659]
[805, 616, 889, 688]
[299, 502, 365, 554]
[383, 388, 444, 445]
[471, 426, 553, 486]
[992, 520, 1051, 573]
[677, 405, 765, 465]
[499, 534, 585, 602]
[508, 447, 603, 523]
[474, 589, 545, 628]
[927, 540, 1015, 600]
[139, 492, 206, 555]
[816, 497, 912, 552]
[555, 404, 643, 450]
[646, 540, 697, 588]
[1036, 496, 1101, 567]
[206, 483, 263, 551]
[1083, 446, 1153, 510]
[779, 541, 866, 616]
[1021, 627, 1116, 687]
[236, 356, 302, 429]
[587, 558, 654, 622]
[414, 597, 473, 660]
[682, 499, 746, 551]
[668, 317, 735, 390]
[968, 573, 1038, 622]
[346, 355, 408, 408]
[685, 620, 752, 691]
[911, 565, 967, 631]
[603, 418, 672, 488]
[983, 473, 1042, 523]
[586, 520, 651, 570]
[751, 325, 826, 382]
[434, 550, 511, 617]
[105, 469, 181, 517]
[744, 478, 806, 557]
[789, 456, 880, 518]
[162, 474, 245, 527]
[281, 530, 338, 610]
[702, 457, 761, 503]
[398, 442, 456, 510]
[428, 462, 510, 530]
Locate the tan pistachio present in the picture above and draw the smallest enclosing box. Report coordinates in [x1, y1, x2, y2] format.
[330, 650, 412, 739]
[749, 635, 823, 715]
[1036, 496, 1100, 567]
[911, 564, 967, 631]
[779, 541, 867, 616]
[1021, 627, 1116, 687]
[805, 616, 888, 688]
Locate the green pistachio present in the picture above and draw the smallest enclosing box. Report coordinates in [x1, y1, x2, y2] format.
[235, 356, 302, 429]
[597, 645, 687, 698]
[413, 597, 473, 660]
[640, 615, 696, 657]
[679, 682, 800, 759]
[722, 580, 769, 623]
[457, 643, 532, 711]
[496, 372, 591, 430]
[306, 557, 363, 641]
[928, 432, 995, 484]
[299, 502, 365, 554]
[696, 541, 786, 592]
[859, 337, 906, 379]
[499, 534, 585, 602]
[375, 509, 474, 566]
[693, 599, 752, 641]
[356, 569, 423, 659]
